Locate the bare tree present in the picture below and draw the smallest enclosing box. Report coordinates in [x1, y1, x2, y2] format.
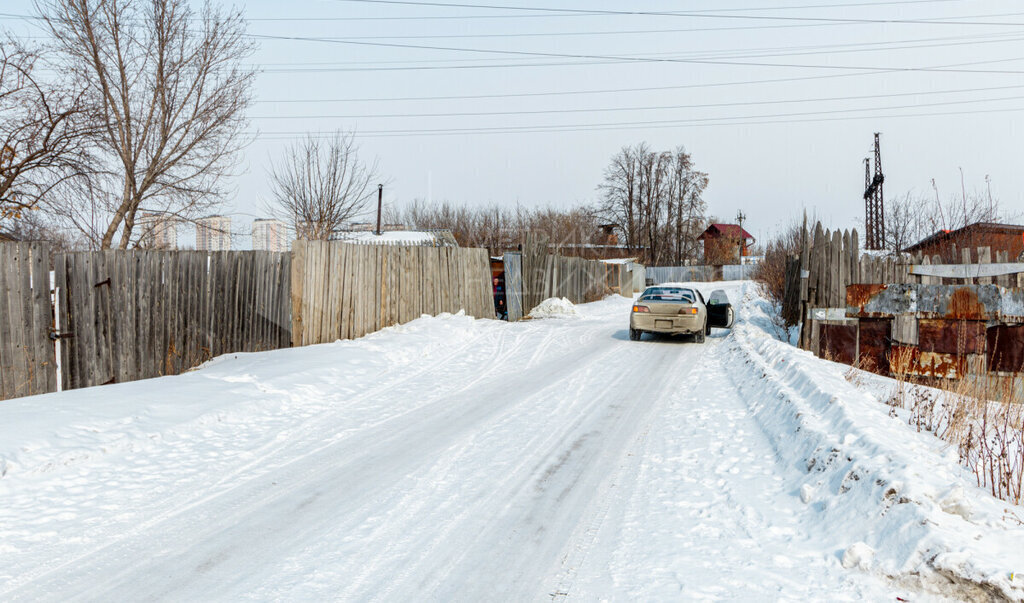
[885, 175, 1008, 257]
[0, 39, 90, 221]
[387, 200, 600, 254]
[36, 0, 257, 249]
[267, 132, 381, 240]
[599, 142, 708, 264]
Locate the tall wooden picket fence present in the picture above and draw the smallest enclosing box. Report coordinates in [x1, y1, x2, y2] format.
[54, 250, 291, 390]
[0, 242, 57, 399]
[291, 240, 493, 346]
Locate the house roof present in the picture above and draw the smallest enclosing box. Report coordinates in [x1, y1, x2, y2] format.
[904, 221, 1024, 253]
[334, 229, 458, 247]
[698, 223, 754, 241]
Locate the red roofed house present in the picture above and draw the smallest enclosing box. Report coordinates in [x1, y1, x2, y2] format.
[904, 222, 1024, 263]
[699, 223, 755, 265]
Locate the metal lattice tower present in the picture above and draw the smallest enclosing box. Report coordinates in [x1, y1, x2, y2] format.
[862, 133, 886, 250]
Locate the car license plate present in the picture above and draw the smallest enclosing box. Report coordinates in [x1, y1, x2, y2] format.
[655, 319, 672, 329]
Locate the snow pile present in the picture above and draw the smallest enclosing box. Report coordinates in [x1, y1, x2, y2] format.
[528, 296, 578, 319]
[728, 282, 1024, 600]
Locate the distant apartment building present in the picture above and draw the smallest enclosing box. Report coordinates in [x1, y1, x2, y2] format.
[252, 218, 287, 252]
[136, 212, 178, 249]
[196, 215, 232, 251]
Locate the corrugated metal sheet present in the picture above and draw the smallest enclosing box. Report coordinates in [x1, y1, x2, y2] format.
[646, 264, 755, 284]
[722, 264, 757, 281]
[646, 266, 713, 283]
[847, 284, 1003, 319]
[503, 253, 524, 322]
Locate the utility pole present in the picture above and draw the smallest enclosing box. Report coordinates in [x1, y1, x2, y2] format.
[375, 184, 383, 236]
[736, 209, 747, 257]
[862, 133, 885, 250]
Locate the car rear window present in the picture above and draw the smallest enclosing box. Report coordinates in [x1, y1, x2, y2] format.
[640, 288, 695, 302]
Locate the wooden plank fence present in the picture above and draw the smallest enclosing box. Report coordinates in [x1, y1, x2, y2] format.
[53, 250, 291, 390]
[2, 236, 630, 402]
[783, 220, 1024, 352]
[0, 242, 56, 400]
[521, 233, 629, 314]
[291, 240, 493, 346]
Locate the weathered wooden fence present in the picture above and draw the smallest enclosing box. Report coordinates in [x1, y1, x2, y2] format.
[54, 250, 291, 390]
[783, 221, 1024, 364]
[0, 242, 56, 400]
[291, 240, 493, 346]
[3, 236, 632, 402]
[521, 234, 631, 314]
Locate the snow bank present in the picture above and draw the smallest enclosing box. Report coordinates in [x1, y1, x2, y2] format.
[528, 297, 578, 319]
[0, 312, 487, 482]
[730, 282, 1024, 600]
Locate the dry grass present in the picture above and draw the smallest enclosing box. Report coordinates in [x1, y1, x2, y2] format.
[881, 349, 1024, 505]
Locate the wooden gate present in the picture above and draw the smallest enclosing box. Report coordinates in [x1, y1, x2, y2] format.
[0, 242, 56, 400]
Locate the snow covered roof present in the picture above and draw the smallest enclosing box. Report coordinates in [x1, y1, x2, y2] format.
[334, 229, 457, 247]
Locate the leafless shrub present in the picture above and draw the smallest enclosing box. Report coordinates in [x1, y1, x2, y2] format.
[753, 220, 803, 307]
[884, 350, 1024, 505]
[388, 200, 602, 254]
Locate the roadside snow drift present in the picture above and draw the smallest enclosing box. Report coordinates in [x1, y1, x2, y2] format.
[528, 296, 578, 318]
[1, 283, 1022, 601]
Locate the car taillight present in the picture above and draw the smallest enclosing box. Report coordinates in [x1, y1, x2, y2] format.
[632, 305, 649, 313]
[679, 307, 698, 315]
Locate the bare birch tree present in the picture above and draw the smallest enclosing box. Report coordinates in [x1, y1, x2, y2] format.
[0, 39, 90, 221]
[267, 132, 381, 240]
[35, 0, 257, 249]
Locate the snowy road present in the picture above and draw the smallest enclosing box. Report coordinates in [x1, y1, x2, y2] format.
[3, 283, 1021, 601]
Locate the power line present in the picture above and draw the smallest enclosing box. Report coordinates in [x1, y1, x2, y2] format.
[328, 1, 1024, 27]
[251, 84, 1024, 119]
[252, 91, 1024, 127]
[253, 33, 1024, 72]
[253, 104, 1024, 139]
[0, 1, 982, 23]
[248, 32, 1024, 75]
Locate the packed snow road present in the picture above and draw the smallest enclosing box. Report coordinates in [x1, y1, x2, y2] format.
[3, 283, 1020, 601]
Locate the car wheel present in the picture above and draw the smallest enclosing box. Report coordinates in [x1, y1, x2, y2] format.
[629, 328, 642, 341]
[694, 326, 705, 343]
[705, 320, 712, 336]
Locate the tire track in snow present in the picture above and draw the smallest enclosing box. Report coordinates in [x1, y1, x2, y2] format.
[2, 317, 625, 601]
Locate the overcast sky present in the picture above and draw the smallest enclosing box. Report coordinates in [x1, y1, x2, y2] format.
[5, 0, 1024, 246]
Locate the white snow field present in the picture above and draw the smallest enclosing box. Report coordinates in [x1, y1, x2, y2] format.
[2, 282, 1024, 601]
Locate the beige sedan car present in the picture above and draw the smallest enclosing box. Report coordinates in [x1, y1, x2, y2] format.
[629, 285, 733, 343]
